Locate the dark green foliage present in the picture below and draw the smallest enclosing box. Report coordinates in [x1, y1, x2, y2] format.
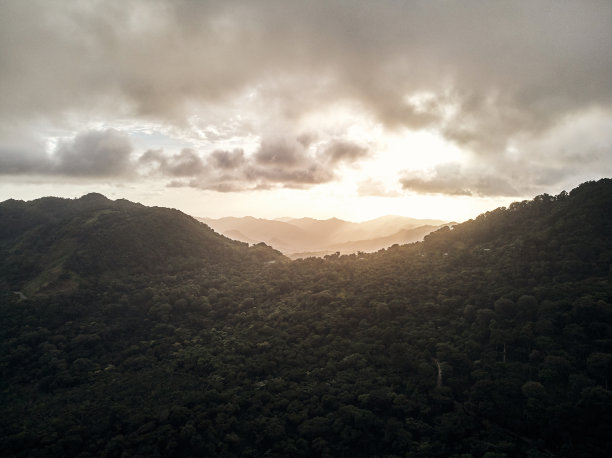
[0, 193, 285, 295]
[1, 179, 612, 457]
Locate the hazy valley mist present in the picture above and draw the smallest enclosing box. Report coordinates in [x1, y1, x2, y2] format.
[199, 215, 449, 258]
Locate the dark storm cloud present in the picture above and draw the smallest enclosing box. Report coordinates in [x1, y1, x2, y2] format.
[1, 0, 611, 192]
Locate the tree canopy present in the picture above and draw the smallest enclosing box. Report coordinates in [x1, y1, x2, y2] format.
[1, 179, 611, 457]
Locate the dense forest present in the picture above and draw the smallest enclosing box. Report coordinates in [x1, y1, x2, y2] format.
[1, 180, 611, 457]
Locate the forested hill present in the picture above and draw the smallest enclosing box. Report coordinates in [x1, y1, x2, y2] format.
[422, 178, 612, 273]
[0, 192, 285, 296]
[1, 180, 612, 457]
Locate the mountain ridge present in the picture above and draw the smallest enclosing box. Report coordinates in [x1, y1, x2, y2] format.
[1, 179, 611, 457]
[199, 214, 448, 257]
[0, 193, 285, 297]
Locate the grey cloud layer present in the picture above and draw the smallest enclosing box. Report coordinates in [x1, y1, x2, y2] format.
[1, 0, 611, 194]
[0, 129, 133, 177]
[54, 130, 133, 176]
[0, 123, 368, 191]
[139, 136, 367, 191]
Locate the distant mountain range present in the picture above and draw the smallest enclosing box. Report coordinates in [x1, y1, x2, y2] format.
[197, 215, 450, 258]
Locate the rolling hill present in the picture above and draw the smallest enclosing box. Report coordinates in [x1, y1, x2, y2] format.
[0, 193, 285, 297]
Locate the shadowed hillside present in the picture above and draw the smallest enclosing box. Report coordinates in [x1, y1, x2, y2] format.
[1, 180, 611, 457]
[0, 193, 285, 297]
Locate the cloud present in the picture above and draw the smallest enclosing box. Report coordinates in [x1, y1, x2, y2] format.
[0, 146, 47, 175]
[244, 163, 333, 187]
[0, 128, 133, 177]
[400, 163, 520, 197]
[140, 135, 334, 191]
[53, 129, 133, 176]
[139, 148, 206, 177]
[166, 136, 336, 191]
[357, 178, 401, 198]
[209, 149, 246, 169]
[1, 1, 611, 193]
[323, 141, 369, 164]
[0, 123, 55, 175]
[254, 138, 307, 167]
[4, 2, 611, 128]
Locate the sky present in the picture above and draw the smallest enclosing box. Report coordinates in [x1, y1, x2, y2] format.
[1, 0, 611, 222]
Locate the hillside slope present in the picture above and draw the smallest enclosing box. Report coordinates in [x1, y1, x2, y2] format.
[0, 193, 285, 296]
[1, 180, 611, 457]
[419, 178, 612, 283]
